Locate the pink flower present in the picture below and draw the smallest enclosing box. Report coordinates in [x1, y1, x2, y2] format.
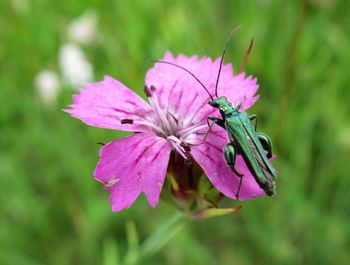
[65, 52, 265, 212]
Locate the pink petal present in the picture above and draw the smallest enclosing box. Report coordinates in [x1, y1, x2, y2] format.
[65, 76, 152, 131]
[216, 70, 260, 111]
[94, 133, 172, 211]
[191, 127, 265, 200]
[145, 52, 259, 125]
[145, 52, 215, 125]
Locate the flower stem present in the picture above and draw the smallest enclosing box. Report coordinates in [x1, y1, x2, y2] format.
[140, 211, 184, 257]
[124, 211, 185, 265]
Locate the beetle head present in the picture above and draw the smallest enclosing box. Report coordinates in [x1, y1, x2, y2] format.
[208, 96, 228, 108]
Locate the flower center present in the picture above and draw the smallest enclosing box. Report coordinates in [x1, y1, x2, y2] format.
[139, 85, 208, 160]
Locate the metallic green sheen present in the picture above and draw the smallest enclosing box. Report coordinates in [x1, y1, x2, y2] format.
[208, 96, 277, 196]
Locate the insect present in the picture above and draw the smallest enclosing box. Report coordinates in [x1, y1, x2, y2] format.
[154, 30, 277, 198]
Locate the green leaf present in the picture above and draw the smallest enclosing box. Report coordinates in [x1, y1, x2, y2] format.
[102, 237, 120, 265]
[124, 219, 140, 265]
[190, 206, 242, 219]
[140, 212, 184, 258]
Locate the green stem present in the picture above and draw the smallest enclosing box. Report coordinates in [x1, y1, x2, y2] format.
[122, 212, 185, 265]
[140, 211, 184, 258]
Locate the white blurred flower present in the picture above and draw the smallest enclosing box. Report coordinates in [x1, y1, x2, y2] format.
[59, 43, 93, 89]
[10, 0, 29, 14]
[68, 10, 98, 45]
[35, 70, 60, 107]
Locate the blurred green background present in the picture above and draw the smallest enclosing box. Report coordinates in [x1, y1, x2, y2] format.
[1, 0, 350, 264]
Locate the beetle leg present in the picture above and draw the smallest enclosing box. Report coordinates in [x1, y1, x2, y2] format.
[192, 118, 215, 146]
[193, 116, 225, 146]
[256, 132, 273, 158]
[224, 143, 244, 199]
[208, 116, 225, 129]
[249, 114, 257, 131]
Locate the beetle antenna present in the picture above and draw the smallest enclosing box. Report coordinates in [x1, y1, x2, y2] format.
[236, 102, 243, 111]
[152, 60, 214, 101]
[238, 38, 254, 73]
[215, 26, 241, 98]
[236, 96, 247, 111]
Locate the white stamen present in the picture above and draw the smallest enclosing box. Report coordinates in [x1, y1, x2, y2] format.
[170, 141, 188, 160]
[184, 138, 203, 145]
[183, 103, 215, 127]
[177, 123, 208, 138]
[167, 112, 179, 132]
[133, 120, 166, 136]
[141, 88, 207, 159]
[167, 135, 182, 144]
[148, 92, 173, 133]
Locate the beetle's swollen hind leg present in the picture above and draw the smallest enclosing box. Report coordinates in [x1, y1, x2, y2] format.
[249, 114, 257, 131]
[224, 144, 242, 176]
[224, 143, 244, 199]
[257, 132, 273, 158]
[249, 115, 273, 158]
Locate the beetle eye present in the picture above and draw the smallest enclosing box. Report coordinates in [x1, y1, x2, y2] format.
[209, 101, 219, 108]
